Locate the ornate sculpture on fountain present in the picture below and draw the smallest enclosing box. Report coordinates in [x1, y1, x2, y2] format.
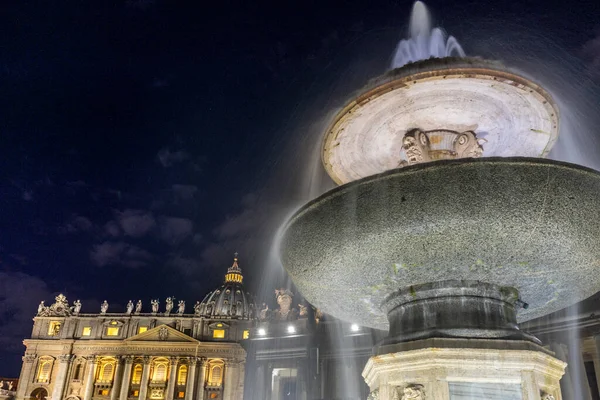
[151, 299, 159, 314]
[194, 301, 201, 315]
[37, 294, 72, 317]
[126, 300, 134, 315]
[398, 385, 424, 400]
[272, 289, 299, 321]
[100, 300, 109, 314]
[135, 300, 142, 314]
[399, 129, 485, 167]
[541, 393, 555, 400]
[178, 300, 185, 315]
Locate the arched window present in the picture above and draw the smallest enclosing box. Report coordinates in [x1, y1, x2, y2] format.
[152, 363, 168, 382]
[132, 364, 143, 384]
[100, 363, 114, 382]
[31, 388, 48, 400]
[37, 359, 53, 383]
[73, 364, 83, 380]
[207, 360, 224, 386]
[177, 365, 188, 385]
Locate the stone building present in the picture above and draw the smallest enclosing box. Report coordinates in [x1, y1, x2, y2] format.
[15, 256, 254, 400]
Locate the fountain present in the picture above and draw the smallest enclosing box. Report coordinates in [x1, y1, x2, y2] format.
[279, 2, 600, 399]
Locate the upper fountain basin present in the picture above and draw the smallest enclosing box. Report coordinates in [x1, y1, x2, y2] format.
[322, 58, 559, 185]
[280, 158, 600, 330]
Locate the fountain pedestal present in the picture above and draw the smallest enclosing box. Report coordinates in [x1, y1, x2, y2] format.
[363, 339, 566, 400]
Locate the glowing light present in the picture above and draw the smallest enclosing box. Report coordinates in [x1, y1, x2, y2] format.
[350, 323, 360, 332]
[257, 328, 266, 336]
[287, 325, 296, 334]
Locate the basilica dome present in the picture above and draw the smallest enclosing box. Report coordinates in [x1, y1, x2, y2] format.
[198, 254, 256, 320]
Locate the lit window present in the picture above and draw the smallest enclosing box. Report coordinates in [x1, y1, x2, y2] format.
[210, 393, 218, 399]
[243, 330, 250, 339]
[152, 362, 168, 382]
[207, 362, 223, 386]
[100, 363, 114, 382]
[177, 392, 185, 398]
[106, 327, 120, 336]
[132, 365, 142, 384]
[212, 329, 225, 339]
[82, 327, 92, 336]
[177, 365, 188, 385]
[48, 321, 61, 336]
[133, 390, 139, 397]
[37, 360, 52, 382]
[99, 389, 109, 396]
[138, 326, 148, 334]
[216, 323, 223, 327]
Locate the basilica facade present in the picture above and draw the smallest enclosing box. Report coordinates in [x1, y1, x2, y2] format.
[15, 257, 253, 400]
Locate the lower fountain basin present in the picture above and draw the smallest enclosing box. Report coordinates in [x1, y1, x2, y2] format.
[280, 157, 600, 330]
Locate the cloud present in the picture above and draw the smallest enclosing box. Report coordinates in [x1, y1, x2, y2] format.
[104, 220, 121, 237]
[166, 255, 201, 276]
[0, 272, 52, 354]
[157, 148, 189, 167]
[171, 184, 198, 202]
[58, 214, 94, 234]
[22, 190, 33, 201]
[116, 209, 156, 237]
[158, 217, 194, 246]
[581, 30, 600, 77]
[90, 241, 153, 268]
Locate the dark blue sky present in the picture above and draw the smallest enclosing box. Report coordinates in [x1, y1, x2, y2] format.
[1, 0, 599, 376]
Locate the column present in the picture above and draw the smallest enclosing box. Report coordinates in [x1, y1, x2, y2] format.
[119, 356, 134, 400]
[551, 343, 574, 400]
[593, 335, 600, 396]
[138, 357, 151, 400]
[234, 360, 245, 400]
[51, 354, 73, 400]
[17, 354, 38, 399]
[567, 338, 593, 400]
[223, 361, 237, 400]
[110, 357, 124, 400]
[195, 358, 207, 400]
[166, 357, 179, 400]
[83, 356, 98, 400]
[184, 358, 197, 400]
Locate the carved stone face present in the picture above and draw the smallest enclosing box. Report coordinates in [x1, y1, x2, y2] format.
[277, 294, 292, 311]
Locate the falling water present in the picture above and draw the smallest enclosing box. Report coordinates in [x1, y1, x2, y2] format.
[390, 1, 466, 69]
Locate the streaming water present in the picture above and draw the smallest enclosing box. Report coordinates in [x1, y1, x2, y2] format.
[390, 1, 466, 69]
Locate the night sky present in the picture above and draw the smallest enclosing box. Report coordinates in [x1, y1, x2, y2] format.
[1, 0, 600, 376]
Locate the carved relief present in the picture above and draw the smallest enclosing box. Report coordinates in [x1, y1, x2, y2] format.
[541, 393, 555, 400]
[37, 294, 72, 317]
[367, 389, 379, 400]
[400, 384, 425, 400]
[158, 327, 169, 341]
[399, 129, 485, 167]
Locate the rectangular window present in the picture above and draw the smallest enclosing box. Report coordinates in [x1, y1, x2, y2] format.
[138, 326, 148, 334]
[98, 389, 109, 396]
[48, 321, 61, 336]
[106, 327, 120, 336]
[243, 330, 250, 339]
[212, 329, 225, 339]
[178, 392, 185, 398]
[82, 327, 92, 336]
[132, 391, 139, 397]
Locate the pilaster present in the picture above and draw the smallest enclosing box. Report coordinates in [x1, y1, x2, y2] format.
[82, 356, 98, 400]
[16, 354, 37, 400]
[119, 356, 135, 400]
[222, 360, 237, 400]
[184, 357, 197, 400]
[110, 356, 124, 400]
[138, 356, 151, 400]
[166, 357, 179, 400]
[51, 354, 73, 400]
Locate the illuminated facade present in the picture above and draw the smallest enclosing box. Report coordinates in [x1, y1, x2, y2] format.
[15, 257, 253, 400]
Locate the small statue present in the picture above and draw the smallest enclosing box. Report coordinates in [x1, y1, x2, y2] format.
[298, 304, 308, 317]
[72, 300, 82, 314]
[7, 382, 12, 390]
[165, 297, 174, 315]
[231, 303, 237, 316]
[151, 299, 159, 314]
[100, 300, 109, 314]
[367, 390, 379, 400]
[273, 289, 299, 321]
[541, 394, 555, 400]
[0, 381, 4, 389]
[135, 300, 142, 314]
[126, 300, 134, 315]
[193, 301, 201, 315]
[37, 301, 45, 315]
[177, 300, 185, 315]
[258, 303, 269, 321]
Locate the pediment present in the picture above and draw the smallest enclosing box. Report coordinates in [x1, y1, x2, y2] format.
[125, 324, 199, 343]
